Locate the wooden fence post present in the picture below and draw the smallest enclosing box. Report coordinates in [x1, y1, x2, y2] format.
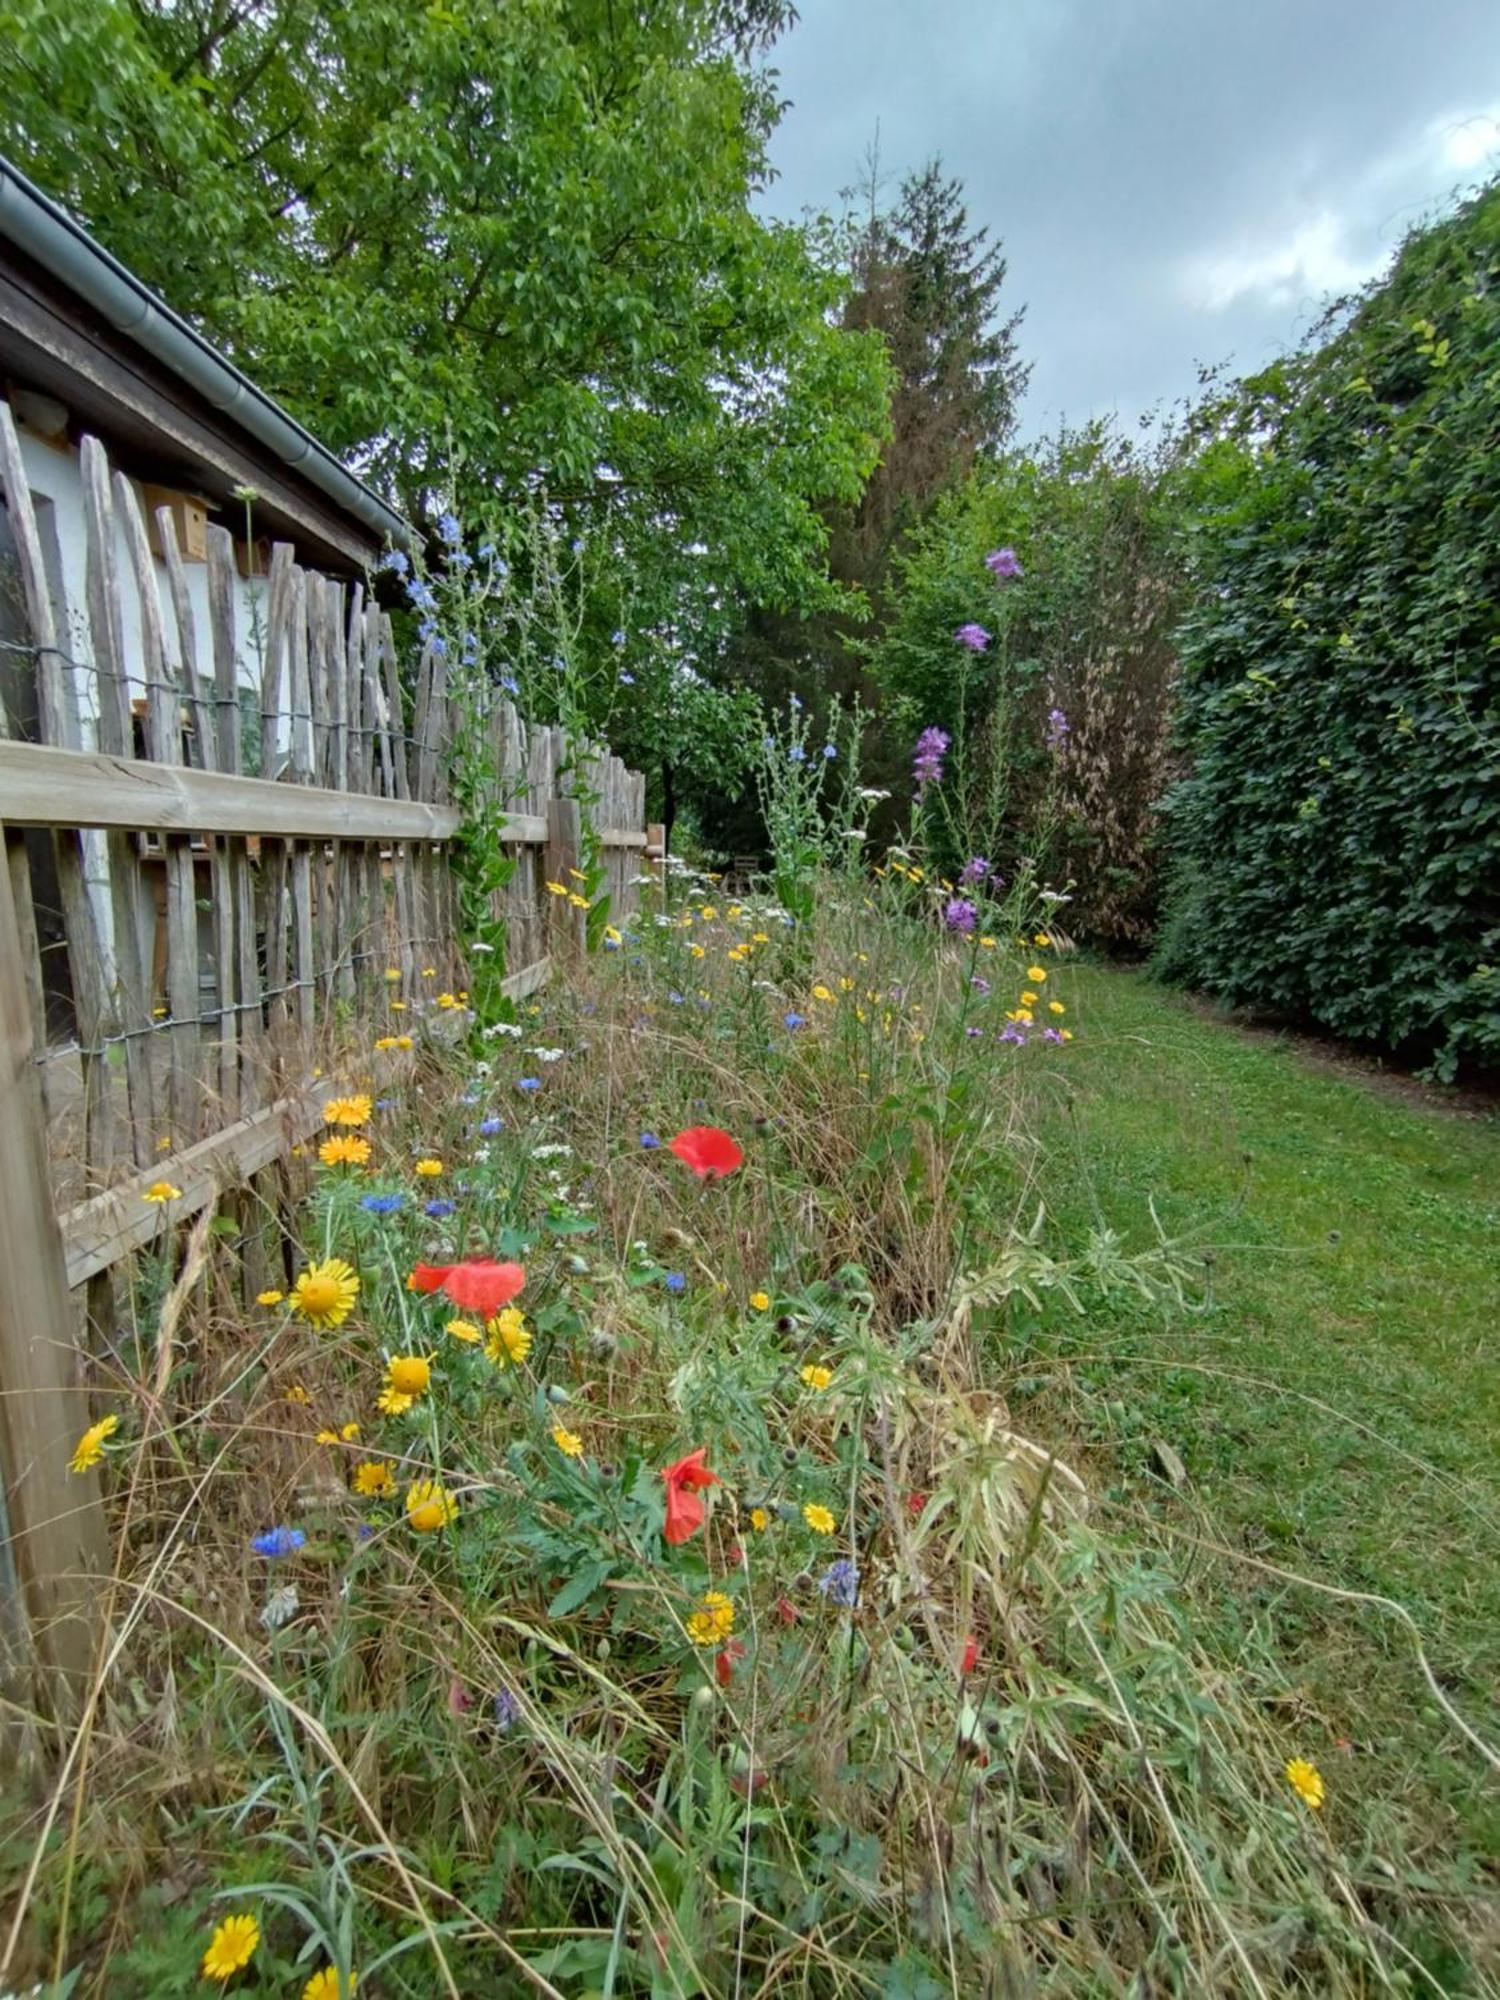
[0, 821, 108, 1709]
[546, 794, 585, 954]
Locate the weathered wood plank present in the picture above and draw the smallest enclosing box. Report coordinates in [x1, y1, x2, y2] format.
[80, 436, 131, 759]
[500, 954, 551, 1002]
[0, 402, 72, 746]
[0, 818, 110, 1703]
[0, 741, 464, 840]
[60, 1081, 327, 1290]
[154, 507, 210, 769]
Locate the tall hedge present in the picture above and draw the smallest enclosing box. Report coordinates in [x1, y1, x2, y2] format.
[1157, 180, 1500, 1077]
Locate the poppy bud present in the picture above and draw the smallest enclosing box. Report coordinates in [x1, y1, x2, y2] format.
[599, 1461, 617, 1479]
[781, 1446, 798, 1466]
[776, 1315, 796, 1334]
[793, 1570, 812, 1593]
[546, 1383, 571, 1404]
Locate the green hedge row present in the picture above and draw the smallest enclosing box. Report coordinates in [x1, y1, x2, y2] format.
[1156, 180, 1500, 1077]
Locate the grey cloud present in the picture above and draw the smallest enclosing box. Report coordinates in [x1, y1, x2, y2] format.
[761, 0, 1500, 435]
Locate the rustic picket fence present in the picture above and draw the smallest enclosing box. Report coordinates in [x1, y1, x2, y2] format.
[0, 399, 651, 1697]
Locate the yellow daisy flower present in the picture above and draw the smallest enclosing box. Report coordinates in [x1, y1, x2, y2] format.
[289, 1259, 360, 1329]
[376, 1387, 413, 1416]
[373, 1035, 400, 1051]
[1026, 965, 1047, 984]
[352, 1461, 395, 1498]
[257, 1289, 285, 1307]
[1048, 1001, 1066, 1016]
[68, 1413, 119, 1474]
[485, 1308, 532, 1368]
[384, 1354, 431, 1401]
[414, 1158, 443, 1177]
[1020, 990, 1038, 1006]
[1034, 932, 1052, 948]
[685, 1590, 735, 1646]
[748, 1291, 771, 1312]
[405, 1479, 457, 1532]
[1285, 1758, 1325, 1809]
[384, 967, 402, 982]
[285, 1383, 310, 1404]
[319, 1134, 371, 1169]
[303, 1967, 357, 2000]
[435, 992, 459, 1009]
[811, 984, 835, 1002]
[323, 1094, 373, 1127]
[802, 1503, 836, 1535]
[446, 1317, 482, 1343]
[749, 1507, 770, 1532]
[552, 1425, 584, 1458]
[142, 1180, 182, 1204]
[202, 1912, 260, 1982]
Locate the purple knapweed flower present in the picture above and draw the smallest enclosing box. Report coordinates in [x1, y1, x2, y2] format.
[1046, 706, 1070, 750]
[998, 1023, 1029, 1047]
[912, 727, 950, 791]
[944, 897, 978, 934]
[959, 856, 989, 886]
[985, 547, 1024, 582]
[1041, 1027, 1066, 1045]
[493, 1687, 521, 1732]
[970, 975, 991, 995]
[955, 622, 991, 651]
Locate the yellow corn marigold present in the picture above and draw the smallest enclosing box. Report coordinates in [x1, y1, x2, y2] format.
[485, 1308, 532, 1368]
[414, 1157, 443, 1177]
[319, 1134, 371, 1169]
[290, 1259, 360, 1329]
[686, 1590, 735, 1646]
[385, 1354, 431, 1400]
[202, 1912, 260, 1982]
[405, 1479, 457, 1532]
[551, 1424, 584, 1458]
[303, 1968, 357, 2000]
[352, 1461, 395, 1498]
[69, 1413, 119, 1474]
[800, 1364, 833, 1392]
[802, 1503, 836, 1535]
[1285, 1758, 1325, 1809]
[323, 1094, 373, 1127]
[142, 1180, 181, 1203]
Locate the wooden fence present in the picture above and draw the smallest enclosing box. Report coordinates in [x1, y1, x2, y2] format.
[0, 399, 650, 1697]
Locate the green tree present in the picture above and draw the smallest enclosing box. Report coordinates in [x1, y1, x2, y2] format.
[0, 0, 889, 641]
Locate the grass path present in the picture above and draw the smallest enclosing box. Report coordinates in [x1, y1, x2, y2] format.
[1019, 964, 1500, 1903]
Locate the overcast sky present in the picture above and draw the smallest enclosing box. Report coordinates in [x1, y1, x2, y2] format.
[760, 0, 1500, 439]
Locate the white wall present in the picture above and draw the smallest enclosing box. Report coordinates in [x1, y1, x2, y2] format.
[15, 425, 272, 754]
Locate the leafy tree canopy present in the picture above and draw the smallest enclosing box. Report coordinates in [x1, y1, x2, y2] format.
[0, 0, 890, 633]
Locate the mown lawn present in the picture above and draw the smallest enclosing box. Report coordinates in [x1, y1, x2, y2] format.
[1016, 965, 1500, 1910]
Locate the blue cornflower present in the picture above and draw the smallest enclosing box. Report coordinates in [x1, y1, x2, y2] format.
[664, 1271, 686, 1294]
[424, 1198, 457, 1218]
[438, 512, 462, 544]
[783, 1012, 806, 1030]
[639, 1132, 661, 1149]
[493, 1687, 521, 1732]
[360, 1192, 404, 1215]
[478, 1115, 503, 1136]
[817, 1558, 859, 1607]
[252, 1526, 306, 1558]
[516, 1077, 541, 1092]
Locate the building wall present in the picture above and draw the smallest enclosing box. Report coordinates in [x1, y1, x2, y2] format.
[15, 423, 273, 746]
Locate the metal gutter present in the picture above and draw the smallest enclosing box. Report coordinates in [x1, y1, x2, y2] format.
[0, 154, 410, 549]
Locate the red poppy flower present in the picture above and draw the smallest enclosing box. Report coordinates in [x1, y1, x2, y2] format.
[906, 1491, 928, 1519]
[408, 1259, 526, 1317]
[715, 1639, 746, 1687]
[668, 1126, 744, 1180]
[661, 1446, 719, 1545]
[775, 1594, 801, 1625]
[960, 1635, 978, 1676]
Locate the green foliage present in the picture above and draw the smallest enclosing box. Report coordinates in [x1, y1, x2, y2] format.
[868, 424, 1187, 938]
[1157, 178, 1500, 1074]
[0, 0, 890, 642]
